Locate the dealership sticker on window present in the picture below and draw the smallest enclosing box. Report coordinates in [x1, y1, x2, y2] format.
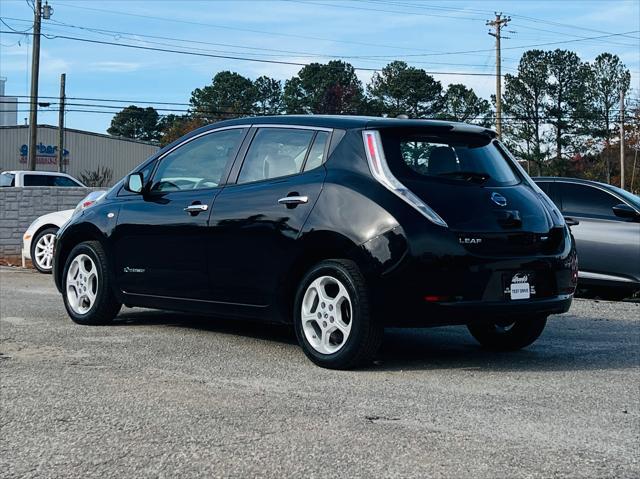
[510, 273, 531, 300]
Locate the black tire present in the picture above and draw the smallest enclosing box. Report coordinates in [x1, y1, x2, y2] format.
[467, 315, 548, 351]
[30, 227, 58, 274]
[294, 259, 382, 369]
[62, 241, 122, 325]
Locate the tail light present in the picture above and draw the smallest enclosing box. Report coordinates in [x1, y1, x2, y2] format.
[362, 130, 447, 228]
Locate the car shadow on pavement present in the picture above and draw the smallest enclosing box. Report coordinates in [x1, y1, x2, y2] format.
[372, 319, 640, 372]
[112, 309, 638, 373]
[113, 308, 298, 346]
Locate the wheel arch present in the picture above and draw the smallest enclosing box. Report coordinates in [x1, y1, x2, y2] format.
[276, 230, 368, 324]
[31, 223, 60, 243]
[54, 223, 111, 292]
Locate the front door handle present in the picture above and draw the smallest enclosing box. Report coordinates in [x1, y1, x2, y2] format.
[184, 204, 208, 214]
[564, 216, 580, 227]
[278, 195, 309, 206]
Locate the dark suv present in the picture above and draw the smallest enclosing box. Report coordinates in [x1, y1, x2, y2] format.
[53, 116, 577, 369]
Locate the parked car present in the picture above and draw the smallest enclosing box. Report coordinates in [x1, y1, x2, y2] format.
[533, 177, 640, 300]
[1, 170, 85, 187]
[23, 191, 106, 273]
[53, 116, 577, 369]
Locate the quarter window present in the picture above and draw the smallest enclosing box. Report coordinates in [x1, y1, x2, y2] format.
[304, 131, 329, 172]
[237, 128, 315, 184]
[53, 176, 79, 187]
[559, 183, 621, 219]
[151, 128, 244, 192]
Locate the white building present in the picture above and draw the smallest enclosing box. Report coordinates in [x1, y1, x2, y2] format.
[0, 78, 18, 127]
[0, 124, 159, 185]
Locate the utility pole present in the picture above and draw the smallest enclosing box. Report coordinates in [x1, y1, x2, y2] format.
[26, 0, 53, 171]
[487, 13, 510, 139]
[27, 0, 42, 171]
[57, 73, 66, 173]
[620, 89, 625, 190]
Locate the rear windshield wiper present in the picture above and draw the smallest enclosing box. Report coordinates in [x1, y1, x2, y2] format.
[436, 171, 491, 183]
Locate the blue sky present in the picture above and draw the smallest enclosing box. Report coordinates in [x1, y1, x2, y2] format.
[1, 0, 639, 134]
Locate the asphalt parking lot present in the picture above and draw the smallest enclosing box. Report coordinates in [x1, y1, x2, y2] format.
[1, 267, 638, 478]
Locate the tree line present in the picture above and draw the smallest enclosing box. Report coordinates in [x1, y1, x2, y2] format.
[107, 50, 638, 190]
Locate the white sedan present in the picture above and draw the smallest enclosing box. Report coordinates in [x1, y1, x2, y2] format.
[22, 191, 106, 273]
[23, 210, 73, 273]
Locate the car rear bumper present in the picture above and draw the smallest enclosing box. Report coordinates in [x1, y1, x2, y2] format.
[369, 228, 577, 326]
[382, 294, 573, 327]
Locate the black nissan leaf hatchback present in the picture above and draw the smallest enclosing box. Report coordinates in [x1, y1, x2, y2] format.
[53, 116, 577, 369]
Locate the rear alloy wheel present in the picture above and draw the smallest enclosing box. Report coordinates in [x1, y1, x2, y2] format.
[467, 315, 548, 351]
[294, 259, 382, 369]
[62, 241, 121, 325]
[31, 227, 57, 273]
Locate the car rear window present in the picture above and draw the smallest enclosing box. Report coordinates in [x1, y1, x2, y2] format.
[0, 172, 15, 187]
[380, 131, 520, 187]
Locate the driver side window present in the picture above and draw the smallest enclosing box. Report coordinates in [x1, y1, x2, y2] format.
[151, 128, 245, 192]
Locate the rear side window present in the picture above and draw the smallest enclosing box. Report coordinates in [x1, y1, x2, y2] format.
[238, 128, 315, 184]
[558, 183, 621, 219]
[23, 174, 56, 186]
[151, 128, 244, 192]
[53, 176, 79, 187]
[381, 132, 519, 187]
[0, 173, 15, 187]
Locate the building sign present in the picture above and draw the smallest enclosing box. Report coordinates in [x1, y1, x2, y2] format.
[19, 143, 69, 165]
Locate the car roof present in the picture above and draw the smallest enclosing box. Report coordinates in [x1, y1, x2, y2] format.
[200, 115, 496, 137]
[2, 170, 74, 176]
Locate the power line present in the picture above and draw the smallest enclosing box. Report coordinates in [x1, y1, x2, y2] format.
[0, 17, 32, 33]
[3, 16, 518, 71]
[365, 0, 640, 41]
[5, 101, 625, 121]
[282, 0, 487, 21]
[295, 0, 639, 49]
[51, 1, 470, 54]
[0, 30, 503, 76]
[3, 24, 635, 71]
[39, 20, 512, 70]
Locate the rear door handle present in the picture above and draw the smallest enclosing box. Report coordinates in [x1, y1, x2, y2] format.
[278, 196, 309, 206]
[184, 204, 208, 214]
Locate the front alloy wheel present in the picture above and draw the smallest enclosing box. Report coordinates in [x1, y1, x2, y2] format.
[66, 254, 99, 315]
[62, 241, 121, 325]
[294, 259, 382, 369]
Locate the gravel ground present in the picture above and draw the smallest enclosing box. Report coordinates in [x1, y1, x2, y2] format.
[1, 266, 639, 478]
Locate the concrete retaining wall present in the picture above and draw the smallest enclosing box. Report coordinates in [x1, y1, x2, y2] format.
[0, 186, 104, 264]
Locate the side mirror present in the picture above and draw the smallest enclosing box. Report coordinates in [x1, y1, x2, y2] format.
[124, 172, 144, 194]
[612, 203, 640, 220]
